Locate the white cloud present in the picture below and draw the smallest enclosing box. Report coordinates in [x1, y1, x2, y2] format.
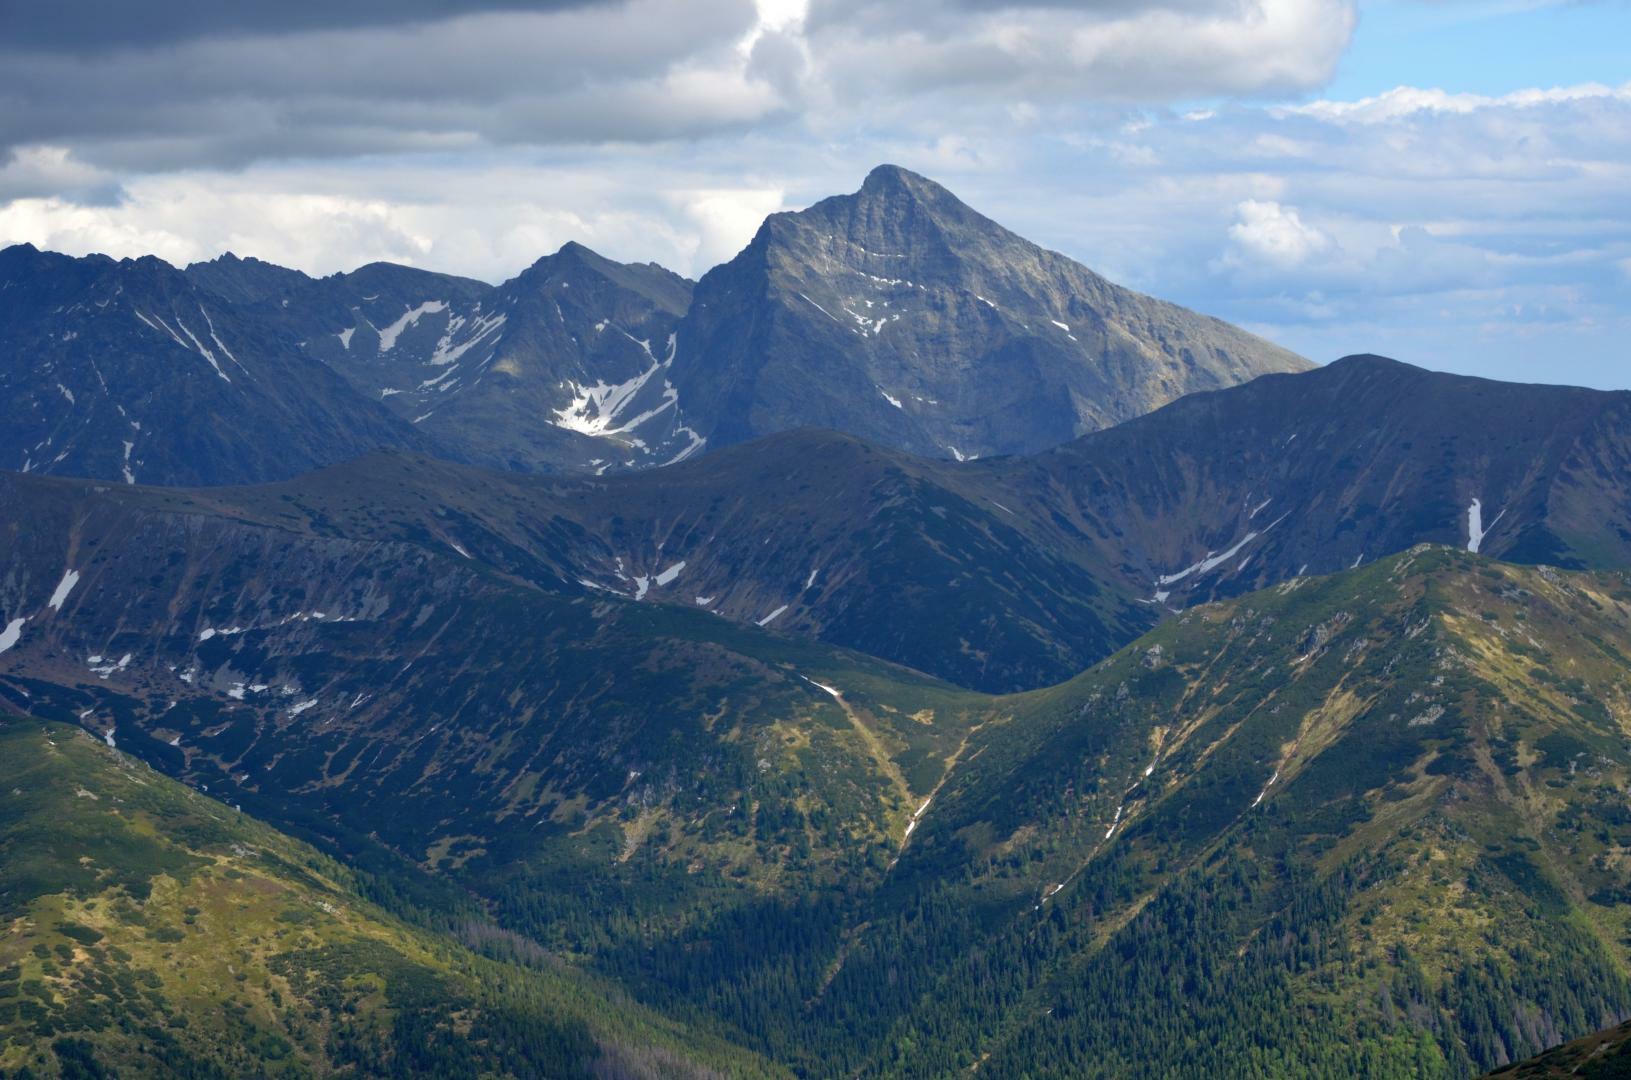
[0, 145, 115, 201]
[673, 187, 789, 269]
[0, 159, 790, 281]
[1223, 200, 1333, 268]
[1284, 81, 1631, 125]
[800, 0, 1355, 109]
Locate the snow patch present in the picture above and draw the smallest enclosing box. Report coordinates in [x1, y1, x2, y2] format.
[377, 301, 447, 352]
[654, 561, 686, 587]
[48, 569, 79, 611]
[798, 293, 841, 323]
[200, 308, 245, 372]
[174, 317, 230, 381]
[551, 352, 675, 438]
[0, 617, 24, 654]
[89, 653, 133, 679]
[1252, 769, 1280, 808]
[1156, 512, 1289, 588]
[802, 676, 843, 701]
[757, 604, 789, 627]
[431, 310, 505, 366]
[1466, 497, 1505, 554]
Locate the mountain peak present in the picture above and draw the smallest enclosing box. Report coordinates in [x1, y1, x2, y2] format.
[851, 163, 975, 220]
[540, 239, 615, 273]
[675, 165, 1310, 460]
[860, 162, 931, 193]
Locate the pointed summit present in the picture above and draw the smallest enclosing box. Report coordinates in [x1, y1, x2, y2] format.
[858, 162, 939, 197]
[853, 163, 974, 218]
[671, 166, 1309, 459]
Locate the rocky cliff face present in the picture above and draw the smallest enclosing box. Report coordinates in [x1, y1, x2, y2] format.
[670, 164, 1310, 460]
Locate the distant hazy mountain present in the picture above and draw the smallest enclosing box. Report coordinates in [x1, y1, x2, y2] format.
[670, 164, 1310, 460]
[0, 165, 1311, 485]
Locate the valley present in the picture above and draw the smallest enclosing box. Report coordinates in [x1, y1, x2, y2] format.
[7, 443, 1631, 1074]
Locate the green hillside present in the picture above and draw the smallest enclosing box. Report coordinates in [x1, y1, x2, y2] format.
[573, 548, 1631, 1076]
[7, 485, 1631, 1077]
[854, 547, 1631, 1075]
[0, 716, 778, 1078]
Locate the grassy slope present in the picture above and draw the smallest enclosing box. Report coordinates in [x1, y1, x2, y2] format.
[625, 547, 1631, 1076]
[0, 716, 780, 1079]
[11, 465, 1631, 1078]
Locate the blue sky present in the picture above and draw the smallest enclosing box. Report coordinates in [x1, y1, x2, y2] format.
[0, 0, 1625, 388]
[1331, 1, 1631, 99]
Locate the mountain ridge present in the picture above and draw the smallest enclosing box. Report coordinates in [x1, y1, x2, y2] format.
[0, 164, 1309, 486]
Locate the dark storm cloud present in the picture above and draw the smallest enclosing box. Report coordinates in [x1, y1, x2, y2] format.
[0, 0, 616, 52]
[0, 0, 772, 169]
[0, 0, 1356, 175]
